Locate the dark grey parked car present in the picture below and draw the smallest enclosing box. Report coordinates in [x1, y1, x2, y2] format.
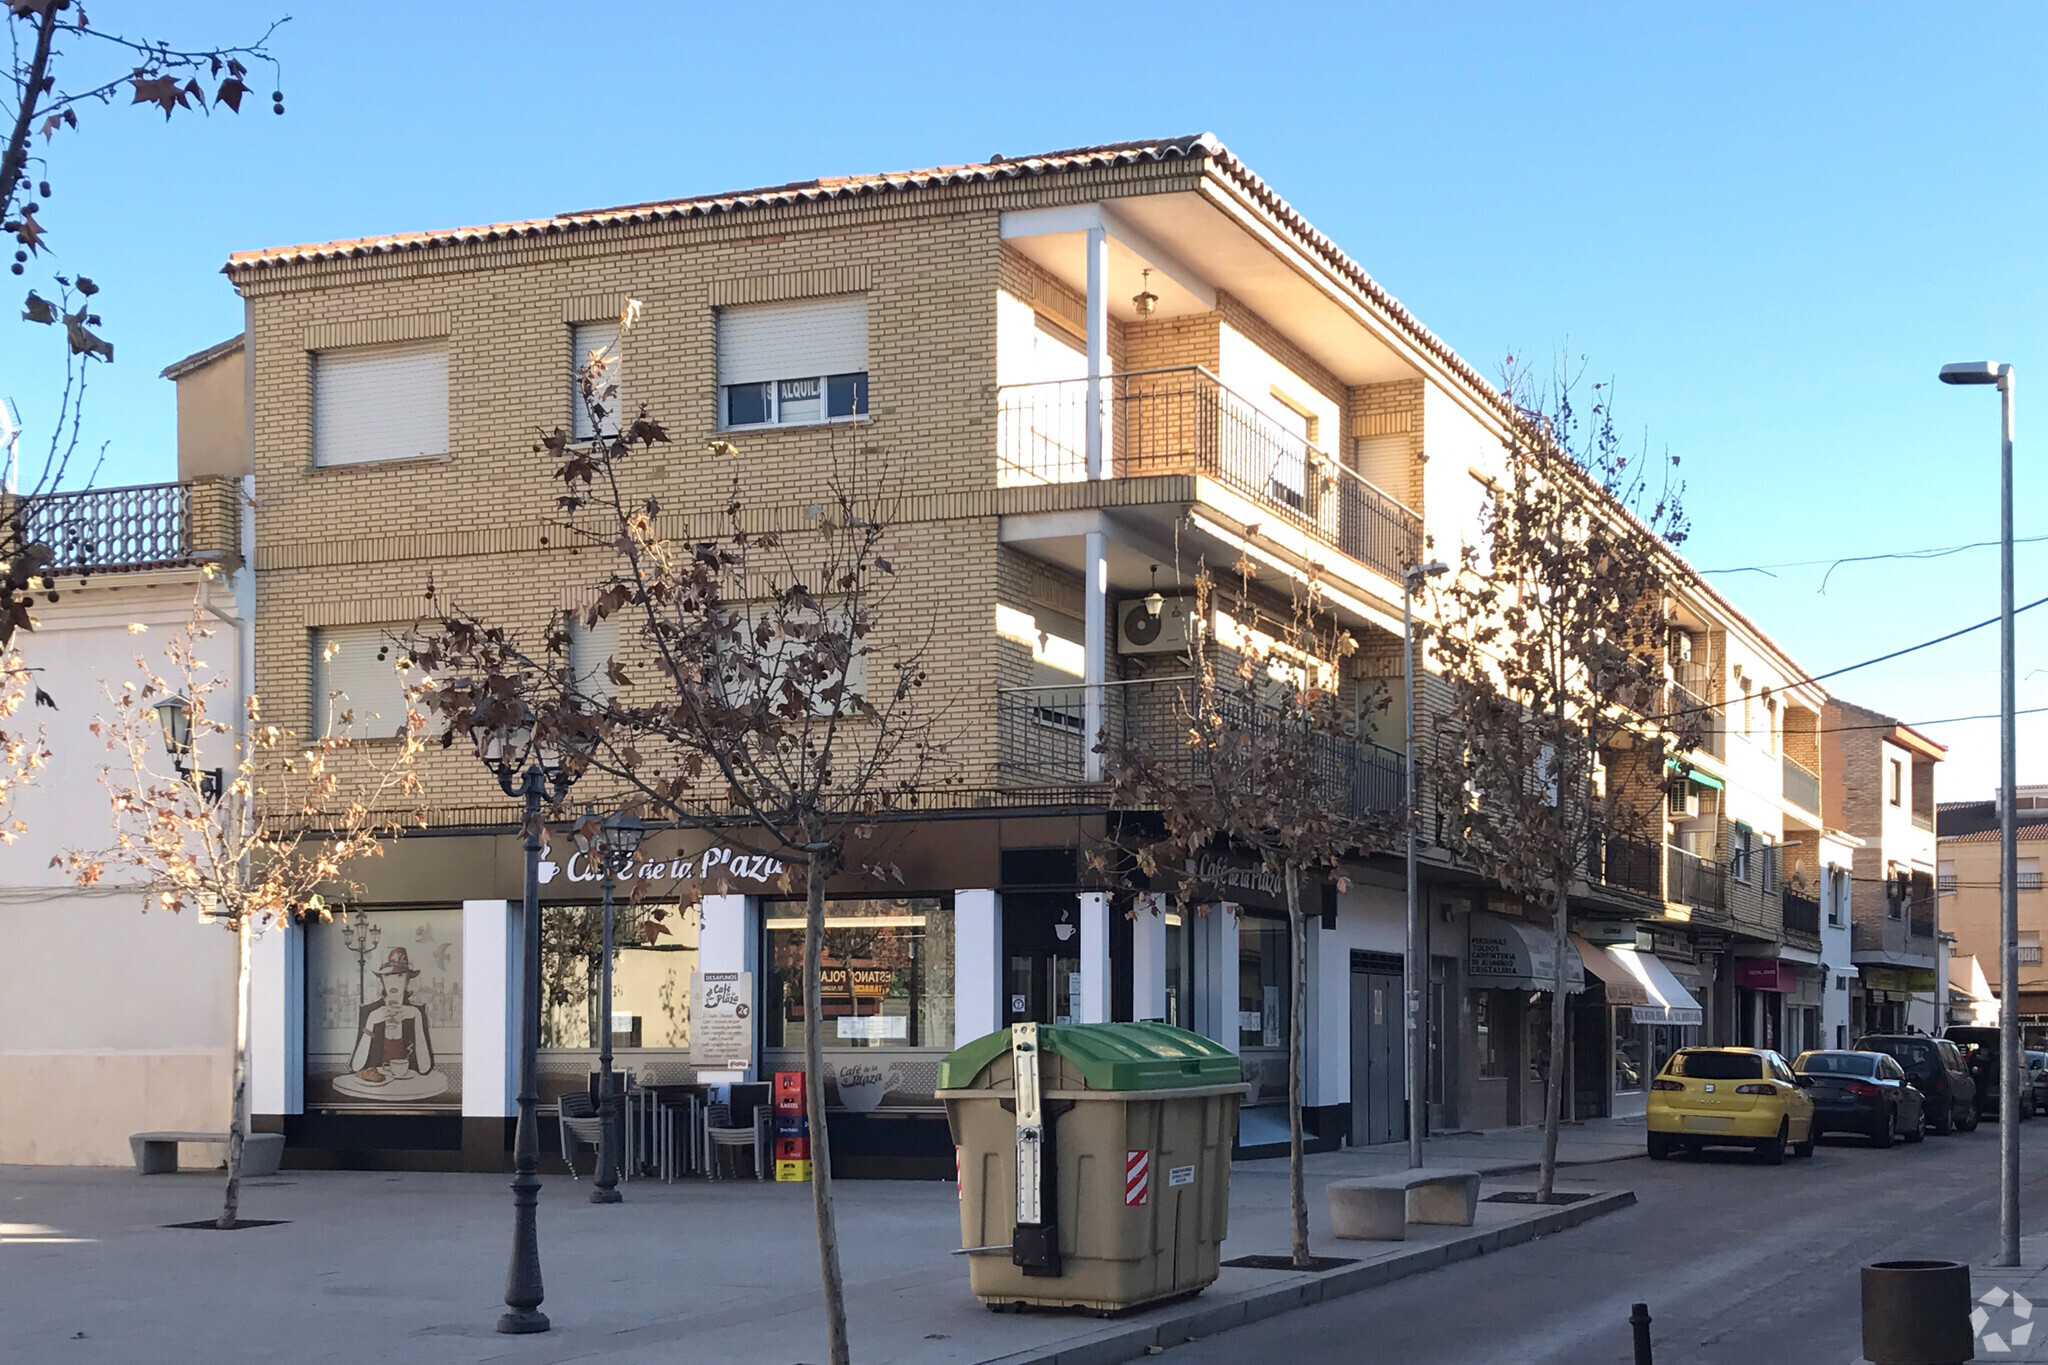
[1858, 1034, 1978, 1134]
[2028, 1051, 2048, 1115]
[1793, 1050, 1926, 1147]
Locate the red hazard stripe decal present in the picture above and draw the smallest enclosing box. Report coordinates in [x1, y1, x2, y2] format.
[1125, 1148, 1150, 1206]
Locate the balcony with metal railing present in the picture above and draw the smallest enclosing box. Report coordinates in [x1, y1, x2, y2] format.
[13, 478, 239, 575]
[1783, 754, 1821, 815]
[994, 675, 1405, 822]
[1588, 832, 1665, 901]
[1666, 662, 1723, 758]
[1783, 889, 1822, 938]
[996, 367, 1421, 582]
[1666, 844, 1727, 913]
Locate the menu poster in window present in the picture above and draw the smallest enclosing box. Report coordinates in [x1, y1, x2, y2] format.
[306, 908, 462, 1110]
[690, 971, 754, 1070]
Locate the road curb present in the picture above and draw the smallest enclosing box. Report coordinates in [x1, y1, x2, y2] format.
[974, 1188, 1638, 1365]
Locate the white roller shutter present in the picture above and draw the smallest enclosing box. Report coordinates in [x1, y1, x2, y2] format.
[567, 611, 622, 702]
[313, 625, 415, 737]
[717, 297, 868, 386]
[570, 322, 621, 441]
[312, 340, 449, 467]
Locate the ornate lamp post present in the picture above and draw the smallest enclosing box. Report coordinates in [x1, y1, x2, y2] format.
[153, 694, 224, 802]
[573, 809, 647, 1204]
[469, 712, 580, 1335]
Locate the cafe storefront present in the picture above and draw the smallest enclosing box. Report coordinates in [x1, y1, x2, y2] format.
[248, 819, 1339, 1176]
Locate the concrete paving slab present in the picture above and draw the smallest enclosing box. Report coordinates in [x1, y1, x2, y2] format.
[4, 1149, 1634, 1365]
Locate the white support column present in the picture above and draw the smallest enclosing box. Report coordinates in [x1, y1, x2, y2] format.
[1132, 893, 1168, 1022]
[698, 894, 757, 1083]
[1301, 914, 1332, 1109]
[1311, 903, 1352, 1113]
[461, 899, 517, 1119]
[1084, 531, 1107, 781]
[954, 889, 1003, 1045]
[1079, 892, 1112, 1024]
[1084, 223, 1109, 480]
[248, 917, 302, 1116]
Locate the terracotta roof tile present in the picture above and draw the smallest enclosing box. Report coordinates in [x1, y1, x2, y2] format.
[1947, 820, 2048, 844]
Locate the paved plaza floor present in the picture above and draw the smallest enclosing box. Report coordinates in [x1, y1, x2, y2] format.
[6, 1125, 1639, 1365]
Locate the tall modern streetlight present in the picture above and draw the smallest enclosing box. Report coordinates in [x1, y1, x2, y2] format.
[573, 809, 647, 1205]
[1939, 359, 2018, 1267]
[470, 713, 581, 1333]
[1404, 558, 1448, 1170]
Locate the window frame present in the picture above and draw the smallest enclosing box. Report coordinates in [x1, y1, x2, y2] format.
[720, 370, 869, 431]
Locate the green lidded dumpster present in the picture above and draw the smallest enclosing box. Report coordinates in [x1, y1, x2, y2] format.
[938, 1021, 1244, 1312]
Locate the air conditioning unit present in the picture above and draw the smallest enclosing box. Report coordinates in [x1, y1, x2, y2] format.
[1667, 782, 1700, 819]
[1117, 596, 1197, 655]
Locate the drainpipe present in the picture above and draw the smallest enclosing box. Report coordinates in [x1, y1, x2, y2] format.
[1083, 223, 1109, 782]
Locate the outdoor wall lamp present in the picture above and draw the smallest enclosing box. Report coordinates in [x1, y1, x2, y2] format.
[1143, 564, 1165, 619]
[153, 695, 222, 802]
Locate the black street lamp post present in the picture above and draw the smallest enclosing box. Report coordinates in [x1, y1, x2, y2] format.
[573, 809, 647, 1205]
[470, 718, 580, 1335]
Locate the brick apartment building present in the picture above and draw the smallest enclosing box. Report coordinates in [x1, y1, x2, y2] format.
[4, 134, 1902, 1173]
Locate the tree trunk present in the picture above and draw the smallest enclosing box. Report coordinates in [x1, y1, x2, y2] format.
[803, 847, 852, 1365]
[1285, 860, 1310, 1268]
[217, 914, 253, 1230]
[1535, 877, 1571, 1203]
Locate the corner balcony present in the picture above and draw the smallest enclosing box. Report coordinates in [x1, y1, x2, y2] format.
[15, 477, 240, 575]
[997, 367, 1420, 584]
[995, 675, 1405, 823]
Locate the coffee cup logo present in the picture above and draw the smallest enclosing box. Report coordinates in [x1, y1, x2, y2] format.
[832, 1061, 904, 1113]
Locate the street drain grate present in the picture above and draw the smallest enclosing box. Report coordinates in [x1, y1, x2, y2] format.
[163, 1219, 290, 1231]
[1221, 1254, 1359, 1272]
[1483, 1191, 1595, 1205]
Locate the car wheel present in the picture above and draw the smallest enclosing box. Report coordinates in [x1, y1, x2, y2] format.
[1794, 1122, 1816, 1159]
[1906, 1110, 1927, 1143]
[1963, 1103, 1981, 1132]
[1873, 1109, 1896, 1149]
[1758, 1121, 1788, 1165]
[1933, 1101, 1956, 1135]
[1648, 1132, 1672, 1161]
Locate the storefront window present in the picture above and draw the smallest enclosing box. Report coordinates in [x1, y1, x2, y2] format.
[1238, 916, 1289, 1050]
[539, 902, 700, 1050]
[1164, 912, 1184, 1029]
[1613, 1008, 1645, 1094]
[306, 907, 463, 1111]
[764, 896, 953, 1050]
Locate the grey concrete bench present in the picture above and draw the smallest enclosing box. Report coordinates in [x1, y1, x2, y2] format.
[129, 1131, 284, 1177]
[1327, 1167, 1482, 1241]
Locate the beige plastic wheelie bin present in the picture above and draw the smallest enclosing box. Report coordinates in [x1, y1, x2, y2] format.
[938, 1022, 1244, 1313]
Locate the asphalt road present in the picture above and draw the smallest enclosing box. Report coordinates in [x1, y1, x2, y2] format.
[1172, 1117, 2048, 1365]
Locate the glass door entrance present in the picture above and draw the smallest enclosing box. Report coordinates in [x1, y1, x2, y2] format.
[1006, 951, 1082, 1027]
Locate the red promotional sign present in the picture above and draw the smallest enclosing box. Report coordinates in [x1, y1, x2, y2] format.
[1736, 958, 1792, 992]
[1125, 1149, 1150, 1206]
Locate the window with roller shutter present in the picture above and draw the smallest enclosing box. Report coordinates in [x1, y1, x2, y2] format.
[566, 611, 621, 703]
[312, 624, 422, 738]
[312, 340, 448, 466]
[717, 296, 868, 429]
[569, 321, 621, 442]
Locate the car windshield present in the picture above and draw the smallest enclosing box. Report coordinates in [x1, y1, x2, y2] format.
[1862, 1039, 1933, 1068]
[1670, 1051, 1762, 1080]
[1795, 1053, 1876, 1077]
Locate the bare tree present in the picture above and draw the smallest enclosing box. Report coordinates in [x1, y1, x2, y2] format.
[409, 310, 951, 1365]
[1427, 357, 1695, 1201]
[64, 597, 424, 1228]
[0, 2, 287, 651]
[0, 647, 49, 837]
[1098, 559, 1399, 1268]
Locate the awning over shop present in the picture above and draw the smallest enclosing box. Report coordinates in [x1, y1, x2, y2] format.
[1466, 913, 1585, 993]
[1609, 947, 1706, 1026]
[1570, 934, 1649, 1006]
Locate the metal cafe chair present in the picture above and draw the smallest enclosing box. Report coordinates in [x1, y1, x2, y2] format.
[703, 1101, 766, 1181]
[556, 1090, 605, 1180]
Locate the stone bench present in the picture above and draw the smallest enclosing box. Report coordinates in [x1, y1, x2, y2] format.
[129, 1131, 284, 1177]
[1327, 1167, 1482, 1241]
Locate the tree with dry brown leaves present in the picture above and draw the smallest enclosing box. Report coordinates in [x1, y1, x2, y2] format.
[1427, 357, 1696, 1202]
[407, 307, 952, 1365]
[1098, 558, 1402, 1269]
[63, 598, 424, 1229]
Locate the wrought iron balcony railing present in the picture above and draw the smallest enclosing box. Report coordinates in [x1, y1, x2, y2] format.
[1588, 832, 1664, 900]
[995, 675, 1405, 822]
[996, 366, 1421, 581]
[1783, 890, 1822, 937]
[1666, 844, 1727, 912]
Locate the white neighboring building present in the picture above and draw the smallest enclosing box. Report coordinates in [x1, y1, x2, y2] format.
[0, 337, 252, 1164]
[1820, 830, 1861, 1050]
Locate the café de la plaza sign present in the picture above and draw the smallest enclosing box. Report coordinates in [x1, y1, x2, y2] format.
[539, 844, 788, 888]
[347, 826, 797, 905]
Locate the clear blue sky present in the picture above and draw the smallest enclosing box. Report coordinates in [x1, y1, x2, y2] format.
[8, 2, 2045, 796]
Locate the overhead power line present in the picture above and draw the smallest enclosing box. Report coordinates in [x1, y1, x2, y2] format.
[1701, 533, 2048, 592]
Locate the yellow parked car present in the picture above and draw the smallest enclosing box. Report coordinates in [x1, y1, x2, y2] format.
[1647, 1046, 1817, 1164]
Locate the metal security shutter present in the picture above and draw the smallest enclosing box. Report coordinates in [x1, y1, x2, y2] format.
[312, 340, 449, 466]
[570, 322, 621, 441]
[716, 297, 868, 386]
[313, 624, 413, 737]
